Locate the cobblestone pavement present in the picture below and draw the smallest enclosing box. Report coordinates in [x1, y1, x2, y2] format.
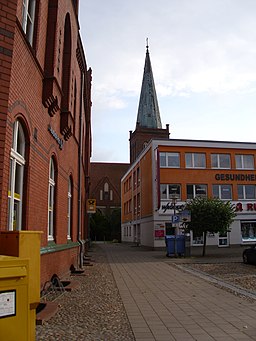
[36, 245, 135, 341]
[36, 244, 256, 340]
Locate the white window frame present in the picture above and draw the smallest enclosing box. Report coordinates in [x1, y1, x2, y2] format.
[185, 153, 206, 168]
[160, 184, 181, 200]
[22, 0, 36, 45]
[67, 177, 72, 240]
[48, 158, 55, 241]
[241, 221, 256, 242]
[235, 154, 254, 170]
[187, 184, 207, 199]
[160, 152, 180, 168]
[211, 154, 231, 169]
[8, 121, 25, 231]
[212, 184, 232, 200]
[237, 185, 256, 200]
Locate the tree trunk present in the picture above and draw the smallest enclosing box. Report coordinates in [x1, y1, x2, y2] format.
[202, 232, 207, 256]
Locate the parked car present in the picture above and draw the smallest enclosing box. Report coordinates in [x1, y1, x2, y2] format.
[242, 245, 256, 264]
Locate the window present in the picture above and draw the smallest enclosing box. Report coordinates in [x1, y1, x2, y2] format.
[160, 152, 180, 168]
[235, 155, 254, 169]
[187, 184, 207, 199]
[238, 185, 256, 200]
[192, 231, 204, 245]
[137, 193, 141, 214]
[185, 153, 206, 168]
[212, 185, 232, 200]
[104, 182, 109, 200]
[160, 184, 181, 200]
[8, 121, 26, 230]
[211, 154, 231, 169]
[67, 177, 72, 240]
[22, 0, 36, 45]
[48, 157, 55, 240]
[241, 222, 256, 242]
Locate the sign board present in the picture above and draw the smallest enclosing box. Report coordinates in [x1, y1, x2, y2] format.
[0, 290, 16, 318]
[87, 199, 96, 213]
[172, 215, 180, 223]
[180, 210, 191, 222]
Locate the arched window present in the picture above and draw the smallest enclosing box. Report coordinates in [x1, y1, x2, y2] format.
[8, 120, 26, 230]
[67, 176, 72, 240]
[104, 182, 109, 200]
[48, 157, 56, 240]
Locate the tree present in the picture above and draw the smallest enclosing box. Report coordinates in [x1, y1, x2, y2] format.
[89, 208, 122, 242]
[184, 197, 236, 256]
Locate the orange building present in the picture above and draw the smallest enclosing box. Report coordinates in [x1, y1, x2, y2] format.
[121, 138, 256, 249]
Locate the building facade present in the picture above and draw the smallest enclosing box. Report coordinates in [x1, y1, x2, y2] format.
[0, 0, 92, 286]
[90, 162, 129, 240]
[121, 139, 256, 249]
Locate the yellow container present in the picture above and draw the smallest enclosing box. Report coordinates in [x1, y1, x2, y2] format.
[0, 256, 29, 341]
[0, 231, 42, 340]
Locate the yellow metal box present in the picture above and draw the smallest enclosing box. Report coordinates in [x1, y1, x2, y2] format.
[0, 256, 29, 341]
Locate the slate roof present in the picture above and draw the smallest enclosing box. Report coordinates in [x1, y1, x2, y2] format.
[136, 45, 162, 129]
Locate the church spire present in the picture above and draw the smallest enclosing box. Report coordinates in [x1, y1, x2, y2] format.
[136, 41, 162, 129]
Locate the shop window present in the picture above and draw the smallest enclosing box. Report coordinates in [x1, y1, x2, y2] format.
[48, 157, 56, 241]
[187, 184, 207, 199]
[241, 222, 256, 242]
[22, 0, 36, 45]
[8, 121, 26, 231]
[185, 153, 206, 168]
[160, 152, 180, 168]
[235, 155, 254, 170]
[160, 184, 181, 200]
[67, 177, 72, 240]
[192, 231, 204, 245]
[238, 185, 256, 200]
[212, 184, 232, 200]
[211, 154, 231, 169]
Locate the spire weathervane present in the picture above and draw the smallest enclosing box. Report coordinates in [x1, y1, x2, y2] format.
[146, 38, 149, 52]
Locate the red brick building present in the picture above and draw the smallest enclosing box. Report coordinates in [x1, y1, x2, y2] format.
[0, 0, 92, 286]
[90, 162, 129, 240]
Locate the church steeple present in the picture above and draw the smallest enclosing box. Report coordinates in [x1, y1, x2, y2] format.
[136, 42, 162, 129]
[129, 42, 170, 164]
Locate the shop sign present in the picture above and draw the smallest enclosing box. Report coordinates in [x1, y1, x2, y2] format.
[87, 199, 96, 213]
[215, 173, 256, 181]
[154, 224, 165, 240]
[235, 202, 256, 212]
[48, 125, 64, 150]
[161, 202, 185, 212]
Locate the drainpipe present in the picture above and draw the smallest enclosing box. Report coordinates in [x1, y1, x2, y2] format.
[77, 70, 84, 268]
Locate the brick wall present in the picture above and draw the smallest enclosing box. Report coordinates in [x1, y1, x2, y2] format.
[0, 0, 17, 228]
[1, 0, 91, 286]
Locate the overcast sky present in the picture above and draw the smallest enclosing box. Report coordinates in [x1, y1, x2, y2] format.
[79, 0, 256, 163]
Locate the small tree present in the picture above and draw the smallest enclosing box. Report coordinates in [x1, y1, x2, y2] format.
[184, 197, 236, 256]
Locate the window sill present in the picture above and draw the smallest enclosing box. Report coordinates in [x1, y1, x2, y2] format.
[41, 240, 79, 255]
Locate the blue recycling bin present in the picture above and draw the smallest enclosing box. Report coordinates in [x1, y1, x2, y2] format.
[176, 235, 185, 255]
[165, 235, 175, 256]
[165, 235, 185, 257]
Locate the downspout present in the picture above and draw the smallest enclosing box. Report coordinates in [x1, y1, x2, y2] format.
[77, 70, 84, 268]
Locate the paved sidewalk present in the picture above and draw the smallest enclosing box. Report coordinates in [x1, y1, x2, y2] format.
[103, 243, 256, 341]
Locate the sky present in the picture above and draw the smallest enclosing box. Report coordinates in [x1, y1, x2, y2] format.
[79, 0, 256, 163]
